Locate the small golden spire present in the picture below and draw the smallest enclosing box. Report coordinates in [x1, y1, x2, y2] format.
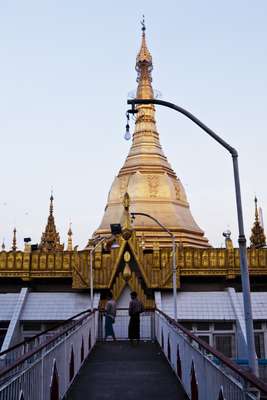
[39, 193, 63, 252]
[255, 196, 259, 221]
[1, 239, 5, 251]
[250, 196, 266, 248]
[123, 192, 130, 211]
[67, 222, 73, 252]
[50, 192, 54, 216]
[12, 228, 17, 252]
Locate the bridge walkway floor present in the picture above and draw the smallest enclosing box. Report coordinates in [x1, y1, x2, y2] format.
[65, 341, 189, 400]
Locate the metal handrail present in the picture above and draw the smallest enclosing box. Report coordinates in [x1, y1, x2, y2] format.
[1, 306, 266, 395]
[0, 306, 95, 358]
[156, 308, 267, 394]
[0, 306, 142, 366]
[98, 307, 155, 312]
[0, 308, 96, 379]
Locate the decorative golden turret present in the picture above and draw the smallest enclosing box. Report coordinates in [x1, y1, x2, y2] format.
[94, 22, 209, 248]
[12, 228, 17, 252]
[67, 223, 73, 252]
[250, 197, 266, 248]
[39, 194, 64, 252]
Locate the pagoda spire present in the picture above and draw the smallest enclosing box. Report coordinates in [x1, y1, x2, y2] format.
[12, 228, 17, 252]
[39, 193, 63, 252]
[136, 16, 153, 99]
[94, 22, 209, 248]
[250, 196, 266, 248]
[67, 222, 73, 251]
[119, 19, 175, 178]
[49, 192, 54, 216]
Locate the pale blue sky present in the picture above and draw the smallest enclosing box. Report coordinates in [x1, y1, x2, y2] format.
[0, 1, 266, 249]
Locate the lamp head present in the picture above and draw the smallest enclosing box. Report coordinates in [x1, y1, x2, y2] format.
[110, 224, 122, 235]
[223, 229, 231, 239]
[124, 112, 131, 141]
[111, 242, 120, 249]
[124, 122, 131, 141]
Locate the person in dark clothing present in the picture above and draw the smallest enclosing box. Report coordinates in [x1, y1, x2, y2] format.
[128, 291, 144, 344]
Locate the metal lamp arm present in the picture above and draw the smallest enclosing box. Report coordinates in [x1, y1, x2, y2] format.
[127, 99, 237, 157]
[130, 211, 177, 321]
[127, 97, 257, 375]
[131, 212, 174, 239]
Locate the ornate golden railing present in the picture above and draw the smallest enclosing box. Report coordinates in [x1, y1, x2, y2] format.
[0, 244, 266, 289]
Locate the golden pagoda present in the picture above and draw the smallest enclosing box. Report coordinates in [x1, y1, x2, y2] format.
[95, 22, 209, 249]
[0, 23, 266, 310]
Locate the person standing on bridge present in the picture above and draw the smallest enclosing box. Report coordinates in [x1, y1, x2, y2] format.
[104, 292, 116, 341]
[128, 291, 144, 344]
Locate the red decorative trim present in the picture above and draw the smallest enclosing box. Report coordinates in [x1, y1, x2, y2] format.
[50, 360, 59, 400]
[191, 362, 198, 400]
[69, 347, 74, 382]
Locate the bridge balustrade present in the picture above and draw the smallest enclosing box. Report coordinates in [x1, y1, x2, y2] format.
[0, 310, 89, 371]
[156, 309, 267, 400]
[0, 309, 97, 400]
[0, 308, 267, 399]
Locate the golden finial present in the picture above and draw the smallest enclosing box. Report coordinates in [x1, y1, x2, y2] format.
[67, 222, 73, 252]
[141, 15, 146, 32]
[12, 228, 17, 252]
[68, 222, 72, 236]
[50, 191, 54, 216]
[123, 251, 132, 281]
[136, 16, 152, 66]
[135, 17, 154, 100]
[255, 196, 259, 222]
[123, 192, 130, 211]
[121, 192, 133, 240]
[250, 196, 266, 248]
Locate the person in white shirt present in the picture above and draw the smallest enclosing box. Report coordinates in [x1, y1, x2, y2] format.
[105, 292, 116, 341]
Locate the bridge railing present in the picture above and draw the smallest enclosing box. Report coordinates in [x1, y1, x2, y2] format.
[0, 308, 94, 371]
[156, 309, 267, 400]
[0, 308, 98, 400]
[98, 308, 155, 340]
[1, 307, 267, 400]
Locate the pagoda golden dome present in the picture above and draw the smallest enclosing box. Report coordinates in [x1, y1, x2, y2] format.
[94, 24, 210, 248]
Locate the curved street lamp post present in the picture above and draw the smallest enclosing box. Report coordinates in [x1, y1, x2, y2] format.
[88, 237, 107, 311]
[127, 98, 258, 376]
[131, 212, 177, 322]
[87, 234, 120, 311]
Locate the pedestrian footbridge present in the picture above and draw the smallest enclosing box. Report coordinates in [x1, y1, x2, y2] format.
[66, 341, 188, 399]
[0, 309, 266, 400]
